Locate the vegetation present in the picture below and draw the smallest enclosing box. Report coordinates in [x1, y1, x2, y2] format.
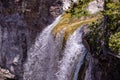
[66, 0, 92, 18]
[106, 2, 120, 53]
[103, 1, 120, 31]
[87, 1, 120, 54]
[53, 0, 120, 54]
[109, 32, 120, 53]
[52, 0, 101, 42]
[87, 19, 103, 55]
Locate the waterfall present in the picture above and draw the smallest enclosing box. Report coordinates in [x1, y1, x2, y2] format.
[23, 1, 88, 79]
[73, 49, 87, 80]
[23, 15, 62, 80]
[56, 26, 87, 80]
[23, 13, 88, 80]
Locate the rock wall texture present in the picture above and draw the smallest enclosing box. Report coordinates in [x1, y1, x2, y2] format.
[0, 0, 62, 79]
[0, 0, 120, 80]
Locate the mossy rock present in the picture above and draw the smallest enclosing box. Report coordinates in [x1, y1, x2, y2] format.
[52, 0, 102, 41]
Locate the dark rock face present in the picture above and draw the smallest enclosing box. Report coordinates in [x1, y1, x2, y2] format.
[50, 0, 63, 18]
[0, 13, 27, 79]
[0, 12, 40, 80]
[23, 0, 54, 31]
[0, 0, 62, 31]
[85, 53, 120, 80]
[0, 0, 62, 79]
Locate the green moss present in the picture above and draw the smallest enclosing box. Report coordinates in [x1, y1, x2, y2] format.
[109, 32, 120, 53]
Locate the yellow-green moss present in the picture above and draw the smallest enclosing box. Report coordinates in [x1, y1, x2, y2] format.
[109, 32, 120, 53]
[105, 2, 120, 53]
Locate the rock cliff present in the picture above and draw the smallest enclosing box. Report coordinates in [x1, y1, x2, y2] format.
[0, 0, 62, 79]
[0, 0, 120, 80]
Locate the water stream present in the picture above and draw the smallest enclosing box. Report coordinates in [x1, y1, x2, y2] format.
[23, 15, 62, 80]
[23, 1, 88, 80]
[56, 26, 87, 80]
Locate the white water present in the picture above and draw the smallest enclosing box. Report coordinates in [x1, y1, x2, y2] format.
[23, 15, 62, 80]
[73, 49, 87, 80]
[56, 26, 87, 80]
[23, 14, 88, 80]
[23, 1, 88, 80]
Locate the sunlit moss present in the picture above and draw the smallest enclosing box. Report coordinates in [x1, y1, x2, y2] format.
[109, 32, 120, 53]
[105, 1, 120, 53]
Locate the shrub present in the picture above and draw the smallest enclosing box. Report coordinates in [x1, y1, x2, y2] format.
[109, 32, 120, 53]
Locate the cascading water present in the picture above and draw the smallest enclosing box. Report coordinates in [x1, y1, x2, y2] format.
[73, 47, 87, 80]
[23, 1, 88, 80]
[1, 0, 118, 80]
[56, 26, 87, 80]
[23, 16, 88, 80]
[23, 15, 62, 80]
